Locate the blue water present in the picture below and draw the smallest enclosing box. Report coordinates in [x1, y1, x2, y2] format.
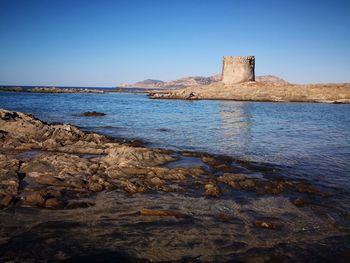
[1, 91, 350, 192]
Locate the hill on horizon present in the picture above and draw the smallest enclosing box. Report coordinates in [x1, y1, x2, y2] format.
[118, 74, 289, 88]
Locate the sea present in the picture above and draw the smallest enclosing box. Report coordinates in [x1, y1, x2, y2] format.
[1, 89, 350, 260]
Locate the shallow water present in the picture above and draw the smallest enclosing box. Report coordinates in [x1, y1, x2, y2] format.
[1, 91, 349, 189]
[1, 91, 350, 261]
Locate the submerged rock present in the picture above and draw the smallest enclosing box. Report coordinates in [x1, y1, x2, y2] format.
[81, 111, 106, 117]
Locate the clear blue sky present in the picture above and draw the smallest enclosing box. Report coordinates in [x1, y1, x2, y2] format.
[0, 0, 349, 86]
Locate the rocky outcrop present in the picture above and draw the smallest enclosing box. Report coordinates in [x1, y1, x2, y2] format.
[0, 109, 176, 208]
[2, 109, 347, 262]
[80, 111, 106, 117]
[0, 108, 325, 210]
[149, 81, 350, 103]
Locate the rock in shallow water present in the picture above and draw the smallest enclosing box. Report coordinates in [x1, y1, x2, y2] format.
[81, 111, 106, 117]
[0, 108, 324, 211]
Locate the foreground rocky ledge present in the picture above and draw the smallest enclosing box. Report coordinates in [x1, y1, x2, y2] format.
[1, 109, 350, 262]
[0, 108, 326, 209]
[149, 82, 350, 103]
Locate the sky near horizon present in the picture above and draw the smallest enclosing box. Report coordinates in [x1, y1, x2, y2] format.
[0, 0, 349, 86]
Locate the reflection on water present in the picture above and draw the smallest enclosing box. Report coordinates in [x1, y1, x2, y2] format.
[219, 102, 252, 154]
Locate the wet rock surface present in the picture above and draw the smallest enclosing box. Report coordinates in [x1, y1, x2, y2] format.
[0, 108, 350, 262]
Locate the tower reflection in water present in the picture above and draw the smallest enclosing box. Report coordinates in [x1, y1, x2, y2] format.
[218, 101, 252, 156]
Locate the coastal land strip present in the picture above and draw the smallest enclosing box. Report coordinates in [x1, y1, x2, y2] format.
[2, 80, 350, 104]
[0, 108, 350, 262]
[149, 81, 350, 104]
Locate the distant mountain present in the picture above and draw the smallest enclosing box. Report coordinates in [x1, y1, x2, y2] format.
[162, 75, 221, 88]
[118, 79, 164, 88]
[118, 74, 288, 88]
[255, 75, 289, 85]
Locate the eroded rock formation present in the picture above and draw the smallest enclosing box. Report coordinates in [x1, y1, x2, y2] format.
[0, 108, 324, 209]
[1, 109, 349, 262]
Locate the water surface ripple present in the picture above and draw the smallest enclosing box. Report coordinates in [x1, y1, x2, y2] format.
[1, 92, 349, 190]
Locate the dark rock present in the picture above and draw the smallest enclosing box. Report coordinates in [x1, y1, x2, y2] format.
[66, 200, 94, 209]
[293, 197, 308, 207]
[21, 192, 45, 207]
[127, 139, 144, 147]
[1, 111, 20, 121]
[81, 111, 106, 117]
[204, 183, 221, 197]
[0, 194, 13, 207]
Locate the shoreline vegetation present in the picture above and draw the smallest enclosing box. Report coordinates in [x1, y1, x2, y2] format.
[1, 108, 350, 261]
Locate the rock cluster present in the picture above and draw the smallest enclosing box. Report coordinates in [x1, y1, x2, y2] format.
[0, 109, 322, 210]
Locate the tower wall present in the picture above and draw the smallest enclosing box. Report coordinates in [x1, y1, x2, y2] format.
[221, 56, 255, 84]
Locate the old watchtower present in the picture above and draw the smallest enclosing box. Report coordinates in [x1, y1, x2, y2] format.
[221, 56, 255, 84]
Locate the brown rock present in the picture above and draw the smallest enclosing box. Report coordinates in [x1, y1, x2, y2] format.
[201, 155, 222, 167]
[239, 179, 257, 189]
[293, 197, 308, 207]
[88, 181, 104, 192]
[44, 188, 63, 199]
[219, 173, 246, 182]
[204, 183, 221, 197]
[161, 186, 184, 193]
[120, 166, 150, 175]
[217, 173, 251, 189]
[103, 146, 175, 167]
[45, 198, 65, 209]
[21, 192, 45, 206]
[121, 180, 138, 194]
[149, 177, 165, 187]
[0, 194, 13, 207]
[294, 183, 318, 194]
[140, 208, 185, 217]
[65, 200, 94, 209]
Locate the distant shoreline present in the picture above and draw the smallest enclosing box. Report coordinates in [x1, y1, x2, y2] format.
[150, 81, 350, 104]
[0, 86, 162, 94]
[1, 82, 350, 104]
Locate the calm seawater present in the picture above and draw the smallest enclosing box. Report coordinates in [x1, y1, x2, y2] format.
[1, 91, 349, 191]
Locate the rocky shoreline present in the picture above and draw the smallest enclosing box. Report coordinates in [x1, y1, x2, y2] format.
[0, 86, 162, 94]
[1, 109, 350, 262]
[0, 86, 108, 93]
[0, 108, 328, 209]
[149, 82, 350, 103]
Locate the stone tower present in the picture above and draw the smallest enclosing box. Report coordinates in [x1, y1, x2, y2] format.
[221, 56, 255, 84]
